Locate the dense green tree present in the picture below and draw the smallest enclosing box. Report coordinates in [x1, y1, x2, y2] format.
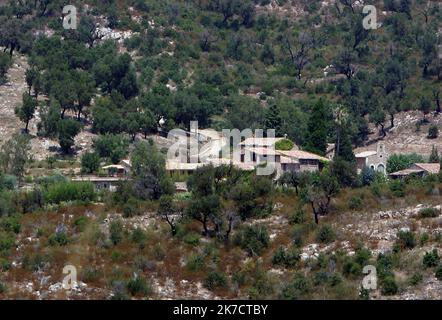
[131, 141, 174, 200]
[93, 134, 129, 164]
[15, 93, 37, 133]
[0, 133, 31, 183]
[429, 146, 440, 163]
[57, 119, 81, 154]
[304, 99, 329, 156]
[81, 152, 101, 174]
[0, 52, 11, 84]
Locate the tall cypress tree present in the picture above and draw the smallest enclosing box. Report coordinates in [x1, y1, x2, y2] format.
[335, 128, 355, 163]
[264, 103, 282, 136]
[304, 99, 328, 155]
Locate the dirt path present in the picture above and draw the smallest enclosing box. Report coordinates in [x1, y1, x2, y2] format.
[0, 53, 29, 146]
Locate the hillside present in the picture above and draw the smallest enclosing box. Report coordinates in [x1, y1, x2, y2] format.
[0, 0, 442, 302]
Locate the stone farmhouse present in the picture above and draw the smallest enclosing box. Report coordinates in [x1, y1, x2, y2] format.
[355, 143, 388, 174]
[389, 163, 441, 179]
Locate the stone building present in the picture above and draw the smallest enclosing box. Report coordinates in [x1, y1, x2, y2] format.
[355, 143, 388, 174]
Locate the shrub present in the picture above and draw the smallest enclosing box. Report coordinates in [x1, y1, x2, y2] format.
[0, 215, 21, 234]
[0, 231, 15, 254]
[234, 225, 270, 256]
[127, 276, 152, 296]
[204, 270, 228, 291]
[93, 134, 129, 164]
[183, 233, 200, 246]
[435, 265, 442, 281]
[186, 253, 205, 272]
[131, 228, 147, 248]
[419, 233, 430, 246]
[428, 125, 439, 139]
[360, 166, 375, 186]
[110, 220, 124, 245]
[81, 152, 101, 174]
[44, 182, 96, 204]
[348, 196, 363, 210]
[48, 232, 69, 246]
[122, 198, 140, 218]
[0, 282, 6, 294]
[280, 273, 311, 300]
[389, 179, 405, 197]
[381, 276, 398, 295]
[423, 249, 440, 268]
[354, 247, 372, 266]
[419, 208, 440, 219]
[0, 258, 11, 271]
[80, 267, 103, 283]
[387, 153, 425, 174]
[272, 246, 300, 268]
[316, 225, 336, 244]
[289, 207, 305, 225]
[396, 231, 416, 250]
[0, 175, 17, 190]
[408, 272, 423, 286]
[73, 216, 89, 232]
[275, 139, 295, 151]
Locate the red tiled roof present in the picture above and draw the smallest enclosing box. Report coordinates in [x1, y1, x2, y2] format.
[414, 163, 440, 174]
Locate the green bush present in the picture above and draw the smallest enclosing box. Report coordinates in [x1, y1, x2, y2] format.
[419, 208, 440, 219]
[291, 225, 307, 247]
[272, 246, 300, 268]
[81, 152, 101, 174]
[289, 207, 305, 225]
[0, 258, 11, 271]
[275, 139, 295, 151]
[423, 249, 440, 268]
[280, 273, 311, 300]
[204, 270, 228, 291]
[73, 216, 89, 232]
[44, 182, 96, 204]
[408, 272, 423, 286]
[381, 276, 398, 295]
[80, 267, 103, 283]
[435, 265, 442, 281]
[389, 180, 405, 197]
[127, 276, 152, 296]
[234, 225, 270, 256]
[186, 253, 205, 272]
[0, 231, 15, 255]
[131, 228, 147, 248]
[0, 215, 21, 234]
[48, 232, 69, 246]
[183, 233, 200, 246]
[387, 153, 425, 174]
[0, 281, 6, 294]
[348, 196, 363, 210]
[428, 125, 439, 139]
[122, 198, 140, 218]
[316, 225, 336, 244]
[110, 220, 124, 245]
[396, 230, 416, 250]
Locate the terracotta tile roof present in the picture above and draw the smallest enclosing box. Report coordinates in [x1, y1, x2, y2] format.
[414, 163, 440, 174]
[278, 150, 330, 162]
[389, 168, 424, 176]
[355, 150, 377, 158]
[239, 137, 285, 146]
[244, 147, 280, 156]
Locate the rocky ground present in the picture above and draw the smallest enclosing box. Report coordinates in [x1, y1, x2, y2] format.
[355, 111, 442, 157]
